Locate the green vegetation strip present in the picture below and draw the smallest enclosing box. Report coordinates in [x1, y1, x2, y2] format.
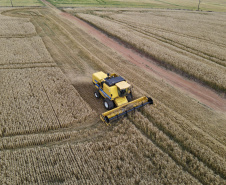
[47, 0, 226, 12]
[0, 0, 44, 7]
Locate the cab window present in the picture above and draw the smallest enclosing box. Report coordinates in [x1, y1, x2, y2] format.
[118, 88, 128, 97]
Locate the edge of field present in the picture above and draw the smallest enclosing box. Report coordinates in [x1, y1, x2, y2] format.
[67, 11, 226, 96]
[0, 0, 45, 7]
[1, 6, 226, 184]
[46, 0, 226, 12]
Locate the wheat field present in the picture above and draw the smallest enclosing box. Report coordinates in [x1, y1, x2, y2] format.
[1, 4, 226, 184]
[71, 9, 226, 92]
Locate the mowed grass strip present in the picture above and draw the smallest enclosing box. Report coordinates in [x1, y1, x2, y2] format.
[47, 0, 226, 12]
[0, 0, 12, 6]
[0, 0, 44, 7]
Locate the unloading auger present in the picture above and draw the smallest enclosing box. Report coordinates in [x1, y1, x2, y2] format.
[92, 71, 153, 125]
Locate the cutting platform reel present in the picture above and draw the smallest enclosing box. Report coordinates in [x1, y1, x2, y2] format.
[100, 96, 153, 125]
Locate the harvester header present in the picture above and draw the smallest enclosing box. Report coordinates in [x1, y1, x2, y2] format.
[92, 71, 153, 125]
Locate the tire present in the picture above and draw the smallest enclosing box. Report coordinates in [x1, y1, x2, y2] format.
[94, 91, 100, 99]
[104, 98, 114, 110]
[126, 93, 133, 102]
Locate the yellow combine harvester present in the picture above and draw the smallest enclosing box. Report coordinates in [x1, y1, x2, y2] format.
[92, 71, 153, 125]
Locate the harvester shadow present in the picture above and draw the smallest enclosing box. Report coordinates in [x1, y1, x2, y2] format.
[72, 82, 142, 126]
[72, 81, 106, 116]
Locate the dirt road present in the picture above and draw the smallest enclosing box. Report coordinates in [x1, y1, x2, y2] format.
[4, 1, 226, 145]
[41, 0, 226, 113]
[60, 12, 226, 112]
[2, 3, 226, 183]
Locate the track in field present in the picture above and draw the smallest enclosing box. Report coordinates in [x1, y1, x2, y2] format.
[2, 4, 226, 183]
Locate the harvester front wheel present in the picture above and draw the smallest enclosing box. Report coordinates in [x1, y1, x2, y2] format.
[94, 91, 100, 98]
[104, 98, 114, 110]
[126, 93, 133, 102]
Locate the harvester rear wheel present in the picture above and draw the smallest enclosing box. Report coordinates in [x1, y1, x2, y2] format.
[104, 98, 114, 110]
[94, 91, 100, 98]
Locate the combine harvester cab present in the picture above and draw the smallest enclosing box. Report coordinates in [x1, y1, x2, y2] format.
[92, 71, 153, 125]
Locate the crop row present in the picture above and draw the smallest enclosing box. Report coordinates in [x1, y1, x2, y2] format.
[44, 12, 226, 164]
[85, 34, 226, 160]
[47, 11, 226, 163]
[107, 16, 226, 67]
[91, 9, 226, 61]
[142, 102, 226, 176]
[107, 10, 226, 46]
[0, 128, 101, 150]
[129, 111, 225, 184]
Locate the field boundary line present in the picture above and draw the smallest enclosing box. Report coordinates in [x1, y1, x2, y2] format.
[67, 144, 87, 183]
[41, 83, 62, 128]
[0, 33, 37, 38]
[0, 61, 55, 66]
[0, 64, 57, 70]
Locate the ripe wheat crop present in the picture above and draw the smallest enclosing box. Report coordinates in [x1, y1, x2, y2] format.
[0, 67, 95, 137]
[1, 6, 226, 185]
[0, 19, 36, 36]
[1, 121, 201, 184]
[128, 111, 226, 184]
[0, 37, 53, 65]
[74, 10, 226, 92]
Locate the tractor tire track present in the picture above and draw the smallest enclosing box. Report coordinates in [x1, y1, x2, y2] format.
[57, 10, 226, 113]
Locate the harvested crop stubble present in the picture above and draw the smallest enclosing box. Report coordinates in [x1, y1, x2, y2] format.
[0, 67, 95, 136]
[0, 19, 36, 36]
[75, 10, 226, 91]
[1, 120, 200, 184]
[0, 36, 53, 65]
